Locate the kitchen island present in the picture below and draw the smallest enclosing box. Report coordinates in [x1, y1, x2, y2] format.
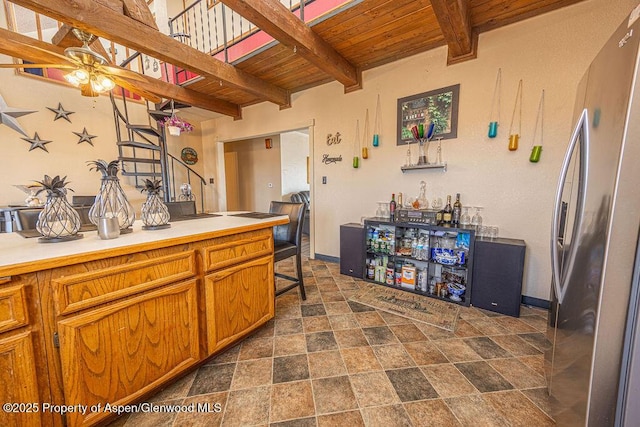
[0, 212, 287, 426]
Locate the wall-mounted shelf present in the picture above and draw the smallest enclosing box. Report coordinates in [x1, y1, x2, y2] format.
[400, 163, 447, 173]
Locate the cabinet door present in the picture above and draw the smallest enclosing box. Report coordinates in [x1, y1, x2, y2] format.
[0, 331, 41, 427]
[57, 280, 200, 426]
[205, 255, 274, 355]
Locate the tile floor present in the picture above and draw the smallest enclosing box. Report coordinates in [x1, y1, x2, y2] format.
[108, 250, 554, 427]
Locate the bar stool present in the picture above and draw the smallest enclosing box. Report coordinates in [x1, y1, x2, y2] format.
[270, 201, 306, 300]
[15, 209, 42, 231]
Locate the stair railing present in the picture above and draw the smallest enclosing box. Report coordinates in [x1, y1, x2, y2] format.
[109, 92, 207, 212]
[168, 0, 311, 82]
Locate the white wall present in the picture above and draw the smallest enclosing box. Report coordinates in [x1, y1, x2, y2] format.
[0, 70, 153, 209]
[204, 0, 637, 300]
[280, 130, 310, 198]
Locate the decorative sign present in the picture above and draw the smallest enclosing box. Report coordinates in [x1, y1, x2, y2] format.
[326, 132, 342, 145]
[181, 147, 198, 165]
[321, 154, 342, 164]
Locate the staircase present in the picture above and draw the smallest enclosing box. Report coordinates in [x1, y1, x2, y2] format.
[110, 93, 206, 211]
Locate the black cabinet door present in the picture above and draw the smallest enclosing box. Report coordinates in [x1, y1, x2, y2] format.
[340, 223, 365, 278]
[471, 238, 526, 317]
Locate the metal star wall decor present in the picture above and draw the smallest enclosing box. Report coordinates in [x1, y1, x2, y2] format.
[73, 127, 97, 146]
[47, 103, 74, 122]
[22, 132, 52, 152]
[0, 92, 36, 137]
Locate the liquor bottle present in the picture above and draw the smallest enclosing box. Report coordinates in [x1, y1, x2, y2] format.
[389, 193, 396, 222]
[436, 208, 443, 226]
[442, 195, 453, 227]
[452, 193, 462, 228]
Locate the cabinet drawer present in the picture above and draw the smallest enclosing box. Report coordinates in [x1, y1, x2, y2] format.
[202, 229, 273, 272]
[0, 284, 28, 334]
[54, 251, 196, 315]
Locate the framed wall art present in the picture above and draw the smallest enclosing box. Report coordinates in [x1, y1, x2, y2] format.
[397, 84, 460, 145]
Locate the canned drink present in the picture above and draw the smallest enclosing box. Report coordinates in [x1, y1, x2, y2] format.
[457, 250, 466, 265]
[386, 264, 395, 285]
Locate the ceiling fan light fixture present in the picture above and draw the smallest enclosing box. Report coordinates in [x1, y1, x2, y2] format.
[96, 74, 115, 90]
[89, 74, 115, 93]
[64, 69, 90, 86]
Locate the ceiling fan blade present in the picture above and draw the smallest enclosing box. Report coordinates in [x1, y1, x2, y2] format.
[99, 65, 148, 82]
[110, 75, 162, 103]
[0, 63, 76, 69]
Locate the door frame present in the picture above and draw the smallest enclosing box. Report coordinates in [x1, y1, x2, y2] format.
[217, 121, 315, 258]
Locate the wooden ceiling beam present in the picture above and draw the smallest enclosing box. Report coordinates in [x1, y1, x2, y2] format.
[430, 0, 478, 65]
[0, 28, 242, 118]
[220, 0, 361, 92]
[9, 0, 291, 107]
[121, 0, 158, 30]
[51, 24, 112, 63]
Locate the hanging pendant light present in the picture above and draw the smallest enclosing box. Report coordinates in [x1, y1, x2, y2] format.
[530, 90, 545, 163]
[508, 79, 523, 151]
[488, 68, 501, 138]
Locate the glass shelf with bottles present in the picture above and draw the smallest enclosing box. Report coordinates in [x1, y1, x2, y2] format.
[364, 220, 474, 306]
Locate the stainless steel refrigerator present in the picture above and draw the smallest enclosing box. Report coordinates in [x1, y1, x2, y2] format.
[546, 4, 640, 426]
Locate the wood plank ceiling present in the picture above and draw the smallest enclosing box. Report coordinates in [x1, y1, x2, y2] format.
[3, 0, 585, 119]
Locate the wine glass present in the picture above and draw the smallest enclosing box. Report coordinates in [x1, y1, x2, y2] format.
[432, 198, 443, 210]
[471, 207, 483, 234]
[460, 206, 471, 228]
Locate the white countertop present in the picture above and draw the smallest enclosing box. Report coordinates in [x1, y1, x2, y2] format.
[0, 212, 288, 274]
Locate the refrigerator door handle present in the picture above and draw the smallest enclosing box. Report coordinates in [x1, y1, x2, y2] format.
[551, 108, 589, 304]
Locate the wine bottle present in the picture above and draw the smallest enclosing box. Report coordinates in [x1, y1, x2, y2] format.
[452, 193, 462, 228]
[436, 207, 443, 226]
[389, 193, 396, 222]
[442, 195, 453, 227]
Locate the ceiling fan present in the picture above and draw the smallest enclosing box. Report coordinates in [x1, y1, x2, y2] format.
[0, 28, 161, 102]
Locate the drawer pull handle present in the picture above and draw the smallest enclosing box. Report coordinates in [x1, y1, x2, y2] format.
[491, 302, 498, 306]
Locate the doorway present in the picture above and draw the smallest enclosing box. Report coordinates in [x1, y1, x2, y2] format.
[222, 127, 313, 257]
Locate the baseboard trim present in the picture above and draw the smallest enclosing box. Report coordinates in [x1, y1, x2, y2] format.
[521, 295, 550, 310]
[314, 253, 339, 264]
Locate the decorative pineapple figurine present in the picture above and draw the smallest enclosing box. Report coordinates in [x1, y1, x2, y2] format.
[31, 175, 82, 241]
[140, 179, 170, 229]
[87, 159, 135, 233]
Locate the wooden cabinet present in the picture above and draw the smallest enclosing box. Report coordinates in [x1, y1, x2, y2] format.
[0, 223, 280, 426]
[0, 274, 52, 427]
